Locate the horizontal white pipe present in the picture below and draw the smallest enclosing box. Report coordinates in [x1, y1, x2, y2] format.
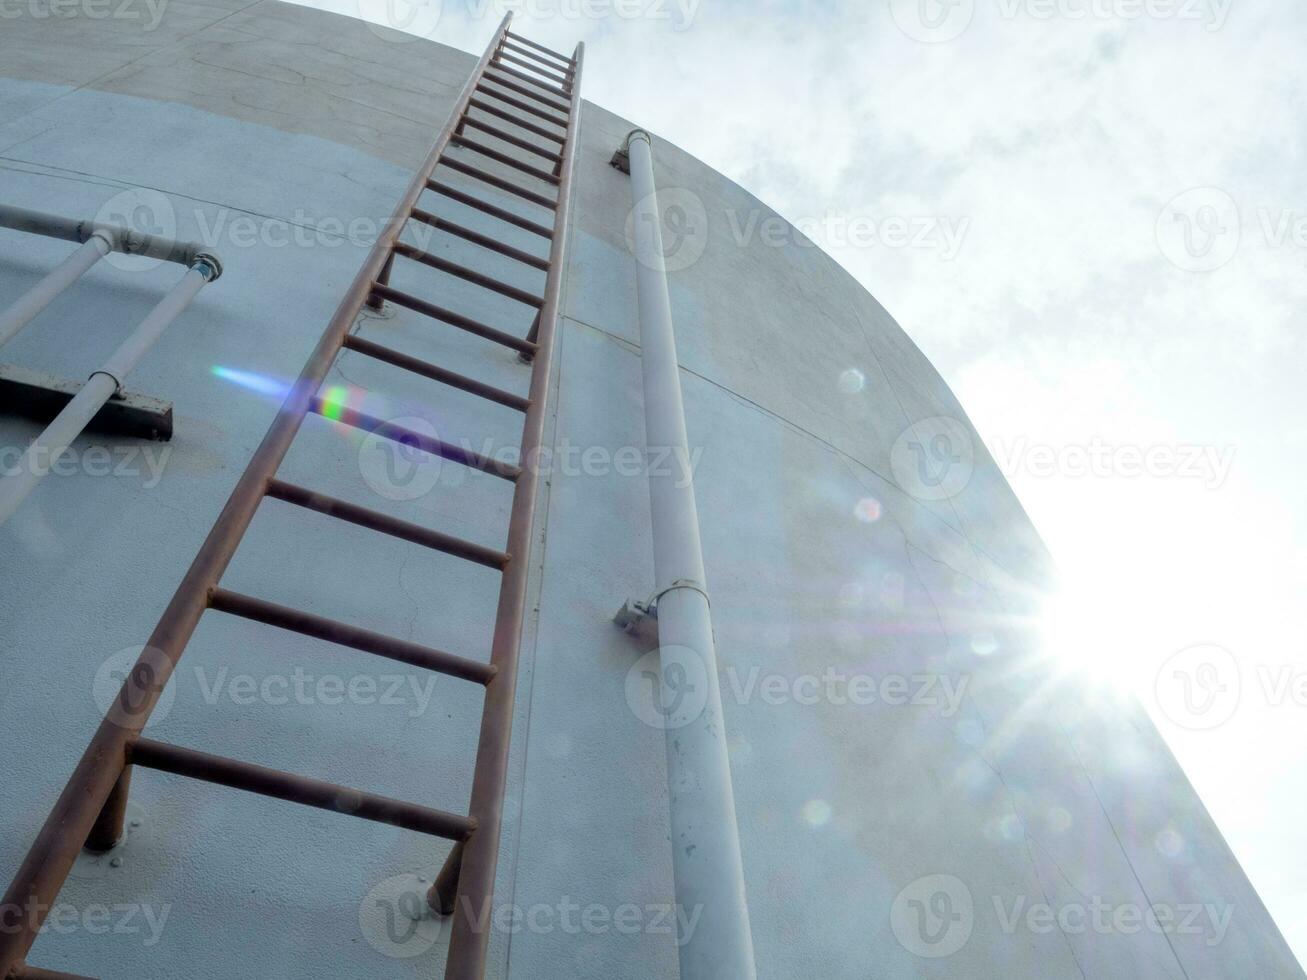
[0, 261, 217, 525]
[0, 232, 114, 350]
[625, 129, 758, 980]
[0, 204, 208, 266]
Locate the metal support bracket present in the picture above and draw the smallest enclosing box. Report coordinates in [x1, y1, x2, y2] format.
[0, 363, 172, 441]
[612, 597, 659, 647]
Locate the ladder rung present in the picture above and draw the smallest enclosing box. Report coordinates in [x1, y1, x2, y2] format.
[209, 587, 499, 683]
[482, 69, 570, 113]
[130, 738, 476, 841]
[502, 38, 573, 74]
[467, 99, 567, 145]
[266, 477, 514, 566]
[462, 116, 561, 162]
[409, 207, 550, 271]
[393, 240, 545, 308]
[475, 81, 569, 128]
[370, 282, 537, 354]
[427, 178, 556, 237]
[498, 48, 572, 84]
[451, 133, 561, 185]
[439, 157, 557, 211]
[342, 333, 531, 411]
[308, 397, 523, 482]
[491, 60, 570, 98]
[505, 31, 571, 65]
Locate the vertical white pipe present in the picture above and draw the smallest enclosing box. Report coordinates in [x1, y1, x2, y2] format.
[625, 129, 758, 980]
[0, 232, 114, 349]
[0, 260, 218, 525]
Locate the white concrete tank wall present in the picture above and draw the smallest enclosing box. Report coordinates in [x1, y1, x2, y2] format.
[0, 3, 1299, 978]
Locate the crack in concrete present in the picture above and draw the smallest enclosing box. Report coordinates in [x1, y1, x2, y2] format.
[904, 539, 1090, 978]
[1055, 713, 1195, 980]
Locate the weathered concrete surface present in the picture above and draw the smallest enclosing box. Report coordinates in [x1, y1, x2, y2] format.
[0, 3, 1299, 978]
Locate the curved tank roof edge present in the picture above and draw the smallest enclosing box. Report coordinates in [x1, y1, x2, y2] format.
[0, 0, 1052, 582]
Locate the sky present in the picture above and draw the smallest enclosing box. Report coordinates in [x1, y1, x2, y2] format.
[293, 0, 1306, 962]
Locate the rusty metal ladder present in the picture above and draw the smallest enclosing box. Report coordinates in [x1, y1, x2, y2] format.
[0, 14, 582, 980]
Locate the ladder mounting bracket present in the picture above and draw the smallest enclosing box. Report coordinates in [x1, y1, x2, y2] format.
[613, 597, 658, 646]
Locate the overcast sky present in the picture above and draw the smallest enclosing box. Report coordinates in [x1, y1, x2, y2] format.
[296, 0, 1304, 961]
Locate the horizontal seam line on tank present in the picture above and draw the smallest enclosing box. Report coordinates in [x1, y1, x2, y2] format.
[560, 312, 1032, 585]
[0, 158, 381, 250]
[0, 124, 57, 160]
[0, 0, 270, 135]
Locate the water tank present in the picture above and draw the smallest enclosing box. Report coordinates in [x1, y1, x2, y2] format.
[0, 3, 1299, 978]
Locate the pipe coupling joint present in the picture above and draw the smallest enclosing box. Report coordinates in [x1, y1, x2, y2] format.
[193, 253, 223, 283]
[89, 228, 118, 251]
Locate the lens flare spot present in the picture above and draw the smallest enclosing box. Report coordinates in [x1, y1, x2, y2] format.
[1156, 827, 1184, 858]
[320, 385, 350, 422]
[971, 631, 1000, 656]
[801, 799, 832, 827]
[854, 497, 882, 522]
[1047, 806, 1073, 834]
[210, 365, 290, 399]
[987, 813, 1024, 842]
[956, 759, 993, 794]
[838, 368, 866, 393]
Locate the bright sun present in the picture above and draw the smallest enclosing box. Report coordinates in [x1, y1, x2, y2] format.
[1037, 581, 1143, 692]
